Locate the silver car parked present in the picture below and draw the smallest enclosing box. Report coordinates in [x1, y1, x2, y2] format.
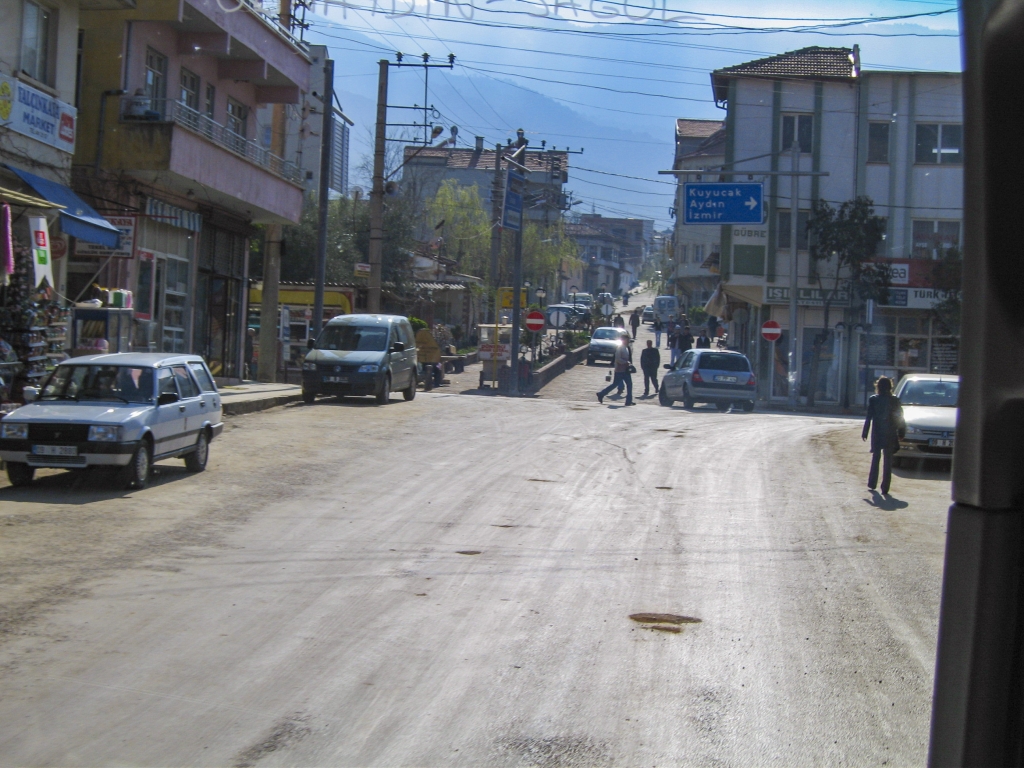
[894, 373, 959, 464]
[0, 353, 223, 489]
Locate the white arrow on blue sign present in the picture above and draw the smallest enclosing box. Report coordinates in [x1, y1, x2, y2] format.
[683, 182, 764, 225]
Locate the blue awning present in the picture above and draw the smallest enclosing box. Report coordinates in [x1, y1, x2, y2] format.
[6, 165, 121, 248]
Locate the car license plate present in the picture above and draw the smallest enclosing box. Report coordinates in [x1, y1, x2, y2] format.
[714, 375, 738, 383]
[32, 445, 77, 456]
[929, 438, 954, 448]
[324, 375, 348, 383]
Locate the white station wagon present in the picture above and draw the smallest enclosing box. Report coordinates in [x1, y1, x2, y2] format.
[0, 353, 223, 489]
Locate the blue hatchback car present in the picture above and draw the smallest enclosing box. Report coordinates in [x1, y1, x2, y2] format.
[659, 349, 757, 411]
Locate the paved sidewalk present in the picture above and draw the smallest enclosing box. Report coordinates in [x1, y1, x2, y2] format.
[217, 382, 303, 416]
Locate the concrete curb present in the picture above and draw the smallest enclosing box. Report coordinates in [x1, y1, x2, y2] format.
[221, 392, 304, 417]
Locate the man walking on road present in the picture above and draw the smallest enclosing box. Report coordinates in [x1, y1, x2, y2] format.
[597, 341, 635, 406]
[652, 316, 663, 348]
[696, 328, 712, 349]
[629, 309, 641, 340]
[640, 339, 660, 397]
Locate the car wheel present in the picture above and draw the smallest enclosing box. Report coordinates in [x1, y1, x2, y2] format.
[715, 402, 731, 412]
[742, 400, 755, 413]
[121, 440, 152, 490]
[302, 389, 316, 404]
[404, 372, 417, 401]
[375, 374, 391, 405]
[184, 430, 209, 472]
[682, 386, 695, 409]
[6, 462, 34, 487]
[587, 356, 594, 365]
[659, 386, 673, 406]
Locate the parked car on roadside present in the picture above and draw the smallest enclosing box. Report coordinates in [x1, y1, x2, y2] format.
[302, 314, 418, 405]
[659, 349, 757, 411]
[0, 353, 222, 489]
[894, 373, 959, 464]
[587, 327, 631, 365]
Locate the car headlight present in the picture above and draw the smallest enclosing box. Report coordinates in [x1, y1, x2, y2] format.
[357, 364, 379, 373]
[302, 361, 317, 371]
[905, 426, 923, 436]
[1, 422, 27, 439]
[88, 425, 121, 442]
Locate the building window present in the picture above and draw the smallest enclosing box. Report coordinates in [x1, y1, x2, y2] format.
[868, 122, 890, 163]
[144, 47, 167, 114]
[21, 0, 52, 84]
[912, 219, 961, 258]
[204, 84, 215, 120]
[915, 124, 962, 164]
[777, 210, 810, 249]
[781, 114, 813, 154]
[694, 244, 704, 262]
[180, 68, 199, 111]
[226, 98, 248, 138]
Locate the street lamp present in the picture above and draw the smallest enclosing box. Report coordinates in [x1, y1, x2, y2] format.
[535, 287, 547, 306]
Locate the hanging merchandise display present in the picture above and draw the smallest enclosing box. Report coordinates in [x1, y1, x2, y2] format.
[1, 202, 12, 286]
[28, 216, 53, 288]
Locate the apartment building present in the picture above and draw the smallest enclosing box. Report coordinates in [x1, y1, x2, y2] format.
[701, 45, 962, 405]
[577, 214, 653, 292]
[70, 0, 311, 378]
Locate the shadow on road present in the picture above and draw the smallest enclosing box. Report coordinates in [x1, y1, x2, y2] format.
[863, 490, 911, 510]
[0, 462, 193, 505]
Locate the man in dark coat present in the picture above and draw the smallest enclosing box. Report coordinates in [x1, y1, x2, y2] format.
[695, 328, 712, 349]
[862, 376, 905, 494]
[640, 339, 660, 397]
[628, 309, 641, 339]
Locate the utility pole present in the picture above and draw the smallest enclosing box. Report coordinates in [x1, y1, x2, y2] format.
[787, 140, 800, 407]
[367, 59, 388, 314]
[258, 227, 281, 382]
[313, 57, 334, 336]
[489, 142, 502, 322]
[507, 132, 529, 396]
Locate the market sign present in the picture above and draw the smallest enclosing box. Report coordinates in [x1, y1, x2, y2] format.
[0, 73, 76, 154]
[764, 286, 851, 307]
[74, 216, 136, 258]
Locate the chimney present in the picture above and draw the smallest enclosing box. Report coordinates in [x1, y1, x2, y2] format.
[475, 136, 484, 152]
[851, 44, 861, 77]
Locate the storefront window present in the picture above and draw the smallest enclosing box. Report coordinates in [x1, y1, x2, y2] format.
[161, 256, 189, 353]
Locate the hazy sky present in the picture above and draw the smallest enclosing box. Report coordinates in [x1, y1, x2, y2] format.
[299, 0, 962, 227]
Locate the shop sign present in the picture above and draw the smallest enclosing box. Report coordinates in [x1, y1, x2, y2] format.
[74, 216, 136, 258]
[0, 73, 76, 154]
[764, 286, 851, 307]
[28, 217, 53, 288]
[354, 262, 371, 278]
[888, 262, 910, 285]
[885, 287, 959, 309]
[50, 234, 67, 259]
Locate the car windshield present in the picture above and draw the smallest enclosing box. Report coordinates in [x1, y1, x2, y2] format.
[899, 380, 959, 407]
[41, 365, 154, 403]
[315, 325, 388, 351]
[593, 328, 624, 340]
[697, 353, 750, 372]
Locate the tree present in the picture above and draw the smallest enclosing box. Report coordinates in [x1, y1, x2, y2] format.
[806, 196, 889, 406]
[426, 180, 492, 279]
[930, 247, 962, 336]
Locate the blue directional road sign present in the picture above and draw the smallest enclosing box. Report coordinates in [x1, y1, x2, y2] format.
[502, 170, 525, 231]
[683, 182, 764, 225]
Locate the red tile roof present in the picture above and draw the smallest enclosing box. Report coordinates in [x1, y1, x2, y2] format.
[712, 46, 857, 103]
[675, 119, 724, 139]
[403, 146, 568, 174]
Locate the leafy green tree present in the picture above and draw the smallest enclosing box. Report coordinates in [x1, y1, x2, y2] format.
[426, 181, 492, 279]
[806, 196, 889, 406]
[930, 247, 962, 336]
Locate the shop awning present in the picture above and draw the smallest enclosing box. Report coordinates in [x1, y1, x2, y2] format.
[0, 185, 64, 210]
[6, 166, 121, 248]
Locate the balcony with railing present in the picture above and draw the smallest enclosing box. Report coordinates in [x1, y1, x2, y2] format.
[120, 96, 302, 186]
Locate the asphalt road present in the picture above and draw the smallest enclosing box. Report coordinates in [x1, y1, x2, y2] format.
[0, 360, 950, 766]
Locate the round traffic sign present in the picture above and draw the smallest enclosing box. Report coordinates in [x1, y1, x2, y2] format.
[601, 304, 614, 317]
[525, 310, 546, 332]
[761, 320, 782, 342]
[548, 310, 569, 328]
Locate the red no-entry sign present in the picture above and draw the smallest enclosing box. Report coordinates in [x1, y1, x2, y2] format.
[525, 311, 546, 332]
[761, 320, 782, 342]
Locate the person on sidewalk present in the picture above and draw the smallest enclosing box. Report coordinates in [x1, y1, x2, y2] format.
[652, 316, 663, 348]
[665, 316, 677, 349]
[597, 341, 635, 406]
[862, 376, 905, 495]
[244, 328, 256, 380]
[640, 339, 660, 397]
[696, 328, 712, 349]
[678, 325, 694, 360]
[628, 309, 641, 340]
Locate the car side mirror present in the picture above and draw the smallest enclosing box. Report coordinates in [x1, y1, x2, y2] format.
[158, 392, 179, 406]
[307, 338, 315, 350]
[22, 386, 39, 403]
[663, 364, 672, 370]
[391, 341, 405, 353]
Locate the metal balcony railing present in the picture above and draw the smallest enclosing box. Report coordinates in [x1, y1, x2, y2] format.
[120, 97, 303, 186]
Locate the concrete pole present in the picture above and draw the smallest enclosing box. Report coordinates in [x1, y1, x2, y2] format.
[258, 224, 281, 382]
[509, 225, 523, 395]
[489, 143, 503, 322]
[367, 60, 388, 314]
[787, 141, 800, 407]
[313, 58, 334, 336]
